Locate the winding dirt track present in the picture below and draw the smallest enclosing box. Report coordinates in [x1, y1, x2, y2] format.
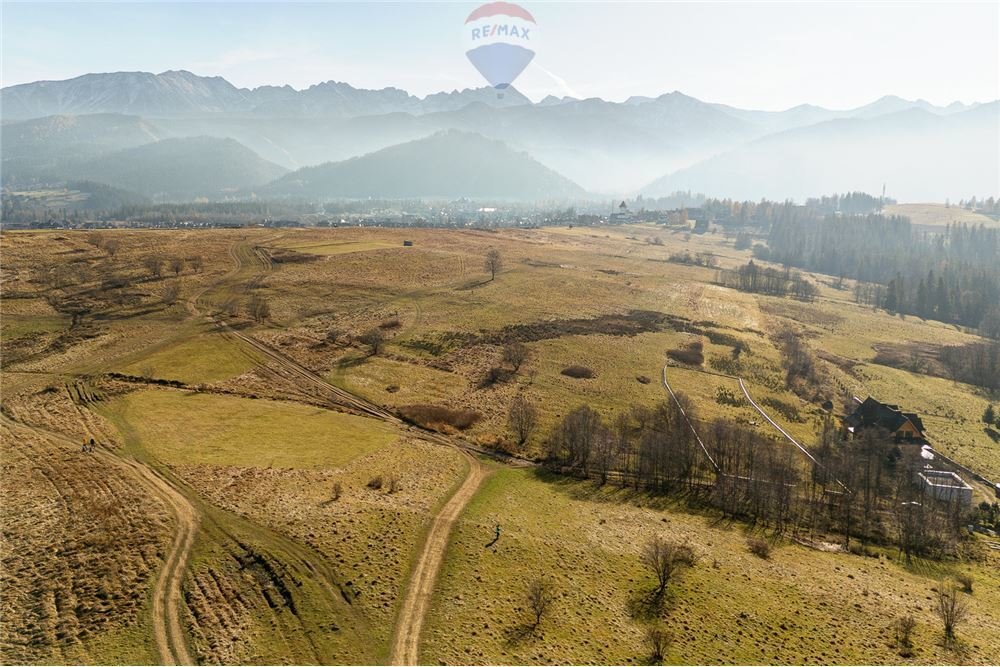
[1, 414, 198, 665]
[390, 451, 487, 665]
[133, 461, 199, 665]
[196, 240, 496, 663]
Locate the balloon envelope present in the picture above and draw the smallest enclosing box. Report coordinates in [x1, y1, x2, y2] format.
[463, 2, 537, 90]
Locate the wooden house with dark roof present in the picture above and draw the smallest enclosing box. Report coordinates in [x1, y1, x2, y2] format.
[843, 396, 926, 442]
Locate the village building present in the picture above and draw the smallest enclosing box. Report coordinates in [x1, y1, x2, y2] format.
[843, 396, 926, 442]
[609, 200, 633, 223]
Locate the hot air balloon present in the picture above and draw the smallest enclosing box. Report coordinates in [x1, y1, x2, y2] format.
[463, 2, 537, 95]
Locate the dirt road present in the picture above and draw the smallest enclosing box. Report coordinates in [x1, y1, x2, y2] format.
[127, 460, 199, 665]
[1, 413, 199, 665]
[390, 451, 488, 665]
[196, 240, 498, 664]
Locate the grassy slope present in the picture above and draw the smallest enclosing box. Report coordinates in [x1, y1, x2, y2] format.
[117, 333, 260, 384]
[113, 389, 399, 468]
[882, 204, 999, 229]
[423, 468, 1000, 666]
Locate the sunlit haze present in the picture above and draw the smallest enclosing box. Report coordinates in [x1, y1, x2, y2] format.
[3, 1, 998, 109]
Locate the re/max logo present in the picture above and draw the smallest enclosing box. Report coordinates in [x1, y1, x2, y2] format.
[470, 24, 531, 40]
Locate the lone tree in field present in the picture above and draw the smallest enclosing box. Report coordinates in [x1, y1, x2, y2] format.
[644, 624, 673, 664]
[188, 255, 204, 273]
[508, 394, 538, 448]
[936, 582, 969, 643]
[502, 341, 529, 372]
[248, 294, 271, 323]
[894, 615, 916, 656]
[642, 537, 696, 597]
[358, 328, 385, 357]
[169, 257, 185, 277]
[984, 404, 996, 427]
[526, 577, 554, 630]
[484, 248, 503, 281]
[143, 255, 164, 278]
[103, 238, 121, 258]
[161, 281, 180, 306]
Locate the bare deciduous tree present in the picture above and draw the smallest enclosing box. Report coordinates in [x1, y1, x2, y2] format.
[642, 537, 696, 597]
[358, 328, 385, 356]
[526, 577, 554, 629]
[508, 394, 538, 448]
[161, 281, 180, 305]
[169, 257, 185, 277]
[143, 255, 164, 278]
[936, 582, 969, 643]
[222, 297, 240, 318]
[188, 255, 204, 273]
[103, 238, 121, 258]
[502, 341, 529, 372]
[484, 248, 503, 281]
[894, 615, 916, 656]
[644, 624, 673, 664]
[248, 294, 271, 323]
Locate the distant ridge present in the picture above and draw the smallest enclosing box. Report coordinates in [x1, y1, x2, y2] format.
[57, 136, 288, 199]
[2, 70, 996, 200]
[263, 130, 587, 200]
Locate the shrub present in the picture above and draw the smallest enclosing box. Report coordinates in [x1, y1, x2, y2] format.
[956, 573, 973, 594]
[479, 366, 513, 388]
[366, 476, 383, 490]
[667, 340, 704, 366]
[709, 354, 742, 376]
[331, 481, 343, 501]
[636, 375, 651, 384]
[716, 387, 746, 407]
[893, 615, 916, 656]
[379, 317, 402, 329]
[386, 475, 401, 494]
[747, 537, 771, 559]
[561, 365, 596, 379]
[399, 404, 481, 431]
[644, 624, 673, 663]
[761, 396, 803, 422]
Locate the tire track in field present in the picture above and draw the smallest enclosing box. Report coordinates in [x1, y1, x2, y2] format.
[204, 240, 515, 662]
[390, 450, 487, 666]
[2, 413, 199, 665]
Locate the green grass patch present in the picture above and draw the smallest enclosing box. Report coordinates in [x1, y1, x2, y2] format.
[117, 333, 259, 384]
[112, 390, 399, 469]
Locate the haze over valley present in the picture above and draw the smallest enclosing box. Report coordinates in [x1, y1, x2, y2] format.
[3, 70, 997, 201]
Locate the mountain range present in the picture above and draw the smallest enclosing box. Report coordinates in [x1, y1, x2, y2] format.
[2, 70, 997, 202]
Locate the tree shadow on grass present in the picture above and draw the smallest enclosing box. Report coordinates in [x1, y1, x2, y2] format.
[503, 622, 539, 648]
[529, 467, 722, 523]
[455, 278, 493, 291]
[334, 353, 370, 371]
[626, 587, 670, 622]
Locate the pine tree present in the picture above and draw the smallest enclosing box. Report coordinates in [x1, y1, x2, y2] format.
[985, 405, 997, 427]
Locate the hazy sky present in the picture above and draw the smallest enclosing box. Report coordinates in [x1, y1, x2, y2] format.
[3, 1, 998, 110]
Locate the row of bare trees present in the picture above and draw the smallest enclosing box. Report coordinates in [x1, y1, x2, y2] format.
[541, 400, 970, 557]
[142, 255, 202, 278]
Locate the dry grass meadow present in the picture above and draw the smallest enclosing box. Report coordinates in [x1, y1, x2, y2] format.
[2, 222, 998, 664]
